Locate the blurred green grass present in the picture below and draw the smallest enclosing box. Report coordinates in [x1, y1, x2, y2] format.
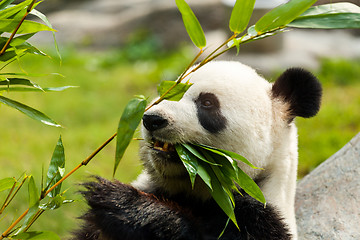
[0, 45, 359, 238]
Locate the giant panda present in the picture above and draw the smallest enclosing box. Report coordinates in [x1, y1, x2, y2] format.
[73, 61, 322, 240]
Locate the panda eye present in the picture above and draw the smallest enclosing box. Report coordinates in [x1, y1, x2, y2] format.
[196, 92, 219, 110]
[201, 99, 213, 108]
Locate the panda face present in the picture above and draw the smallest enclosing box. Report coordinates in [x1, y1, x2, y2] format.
[140, 61, 276, 185]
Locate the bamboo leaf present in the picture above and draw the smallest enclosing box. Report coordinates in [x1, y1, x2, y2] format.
[195, 144, 261, 169]
[15, 231, 60, 240]
[176, 144, 198, 188]
[254, 0, 317, 33]
[287, 3, 360, 29]
[201, 150, 237, 195]
[200, 161, 238, 228]
[0, 86, 77, 92]
[196, 162, 213, 190]
[29, 8, 61, 61]
[28, 176, 39, 208]
[7, 0, 39, 20]
[16, 204, 39, 235]
[40, 194, 73, 210]
[229, 0, 256, 34]
[0, 177, 16, 192]
[114, 96, 147, 176]
[236, 167, 266, 204]
[45, 135, 65, 198]
[182, 143, 221, 166]
[175, 0, 206, 48]
[0, 0, 31, 19]
[0, 19, 55, 34]
[0, 77, 43, 91]
[0, 33, 35, 47]
[0, 95, 61, 127]
[157, 81, 192, 101]
[179, 144, 214, 190]
[0, 0, 15, 11]
[0, 48, 18, 62]
[0, 72, 64, 77]
[15, 41, 47, 56]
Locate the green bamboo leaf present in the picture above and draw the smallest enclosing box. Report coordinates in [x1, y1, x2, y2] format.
[8, 0, 39, 20]
[196, 162, 213, 190]
[175, 0, 206, 48]
[0, 0, 31, 19]
[45, 135, 65, 198]
[41, 86, 77, 92]
[16, 204, 39, 235]
[201, 150, 237, 196]
[236, 167, 266, 204]
[195, 144, 261, 169]
[200, 161, 238, 228]
[11, 41, 47, 56]
[229, 0, 256, 34]
[40, 194, 73, 210]
[0, 95, 61, 127]
[157, 81, 193, 101]
[182, 143, 221, 166]
[15, 231, 60, 240]
[0, 33, 35, 47]
[29, 8, 61, 61]
[0, 0, 15, 11]
[176, 145, 198, 188]
[0, 86, 78, 92]
[211, 150, 265, 204]
[0, 177, 16, 192]
[0, 19, 55, 34]
[300, 2, 360, 16]
[0, 42, 46, 65]
[179, 144, 213, 190]
[0, 72, 64, 77]
[287, 3, 360, 29]
[254, 0, 317, 33]
[0, 48, 18, 62]
[28, 176, 39, 208]
[114, 96, 147, 176]
[0, 77, 43, 91]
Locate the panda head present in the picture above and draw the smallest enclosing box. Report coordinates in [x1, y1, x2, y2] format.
[138, 61, 321, 194]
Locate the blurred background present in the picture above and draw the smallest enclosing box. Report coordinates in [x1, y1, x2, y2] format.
[1, 0, 359, 238]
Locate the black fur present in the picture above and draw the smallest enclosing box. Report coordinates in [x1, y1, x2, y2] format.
[72, 177, 291, 240]
[272, 68, 322, 121]
[195, 92, 227, 133]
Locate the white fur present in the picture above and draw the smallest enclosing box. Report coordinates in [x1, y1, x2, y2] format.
[133, 61, 299, 238]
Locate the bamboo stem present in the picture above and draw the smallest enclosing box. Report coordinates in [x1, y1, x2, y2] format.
[0, 208, 29, 239]
[0, 180, 16, 215]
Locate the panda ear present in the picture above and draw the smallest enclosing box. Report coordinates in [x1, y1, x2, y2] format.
[271, 68, 322, 122]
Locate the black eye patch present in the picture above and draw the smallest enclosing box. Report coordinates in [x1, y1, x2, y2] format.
[195, 92, 227, 133]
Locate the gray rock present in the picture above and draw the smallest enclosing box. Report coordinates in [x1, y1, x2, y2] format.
[295, 132, 360, 240]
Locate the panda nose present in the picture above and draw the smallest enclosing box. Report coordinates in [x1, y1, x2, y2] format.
[142, 114, 168, 132]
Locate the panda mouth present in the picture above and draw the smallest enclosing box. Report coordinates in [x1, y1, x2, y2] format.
[152, 140, 175, 152]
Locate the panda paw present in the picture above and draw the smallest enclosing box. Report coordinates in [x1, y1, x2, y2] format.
[75, 177, 201, 240]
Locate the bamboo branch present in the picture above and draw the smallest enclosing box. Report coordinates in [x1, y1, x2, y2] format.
[0, 208, 29, 240]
